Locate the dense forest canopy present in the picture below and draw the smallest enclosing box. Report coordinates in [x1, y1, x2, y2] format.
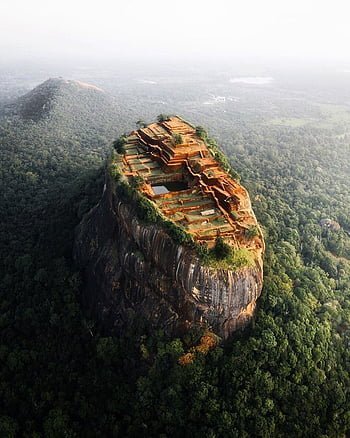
[1, 69, 350, 436]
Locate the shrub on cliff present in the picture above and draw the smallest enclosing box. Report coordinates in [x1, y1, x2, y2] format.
[163, 220, 193, 245]
[136, 197, 160, 223]
[246, 225, 259, 239]
[157, 114, 171, 122]
[172, 133, 183, 145]
[213, 236, 231, 260]
[195, 125, 207, 140]
[113, 135, 127, 154]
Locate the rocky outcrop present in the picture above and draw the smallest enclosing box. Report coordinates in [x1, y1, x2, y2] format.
[74, 173, 263, 339]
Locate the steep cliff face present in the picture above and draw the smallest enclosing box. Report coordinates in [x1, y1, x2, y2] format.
[74, 173, 263, 339]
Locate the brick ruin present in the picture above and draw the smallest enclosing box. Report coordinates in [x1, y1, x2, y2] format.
[117, 116, 264, 256]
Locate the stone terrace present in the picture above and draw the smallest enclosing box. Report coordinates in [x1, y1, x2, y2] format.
[117, 116, 263, 254]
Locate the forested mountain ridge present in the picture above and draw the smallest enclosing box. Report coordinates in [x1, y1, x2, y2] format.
[3, 77, 107, 121]
[0, 78, 119, 265]
[1, 76, 350, 437]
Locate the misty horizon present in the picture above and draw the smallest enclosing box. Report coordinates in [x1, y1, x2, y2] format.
[1, 0, 350, 69]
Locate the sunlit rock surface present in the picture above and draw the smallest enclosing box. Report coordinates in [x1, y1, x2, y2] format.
[74, 117, 264, 338]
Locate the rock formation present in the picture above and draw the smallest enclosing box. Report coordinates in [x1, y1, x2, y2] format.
[74, 116, 264, 339]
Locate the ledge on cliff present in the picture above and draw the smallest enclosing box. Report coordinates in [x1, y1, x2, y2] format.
[74, 115, 264, 339]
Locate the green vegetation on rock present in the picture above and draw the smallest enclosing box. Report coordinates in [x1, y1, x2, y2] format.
[110, 148, 252, 269]
[197, 237, 254, 270]
[172, 132, 183, 145]
[196, 125, 241, 181]
[110, 160, 193, 245]
[112, 135, 127, 154]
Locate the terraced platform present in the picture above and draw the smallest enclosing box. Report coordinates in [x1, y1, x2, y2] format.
[116, 116, 263, 255]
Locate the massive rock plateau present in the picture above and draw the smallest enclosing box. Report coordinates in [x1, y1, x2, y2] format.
[74, 117, 264, 339]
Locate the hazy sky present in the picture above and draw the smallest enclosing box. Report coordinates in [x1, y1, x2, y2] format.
[1, 0, 350, 65]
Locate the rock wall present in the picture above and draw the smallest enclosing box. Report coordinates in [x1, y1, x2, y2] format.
[74, 173, 264, 339]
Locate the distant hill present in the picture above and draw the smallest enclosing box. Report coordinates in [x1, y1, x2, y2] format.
[4, 77, 116, 125]
[11, 78, 74, 120]
[0, 77, 121, 265]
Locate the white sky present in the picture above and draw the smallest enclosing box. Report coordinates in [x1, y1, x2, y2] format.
[1, 0, 350, 64]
